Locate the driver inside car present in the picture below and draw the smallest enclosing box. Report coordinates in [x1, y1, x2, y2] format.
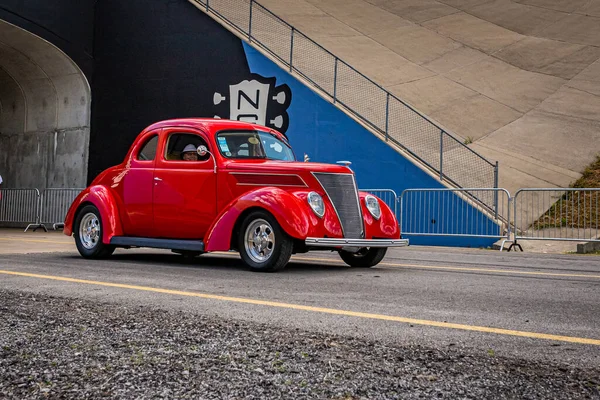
[247, 136, 265, 157]
[181, 144, 198, 161]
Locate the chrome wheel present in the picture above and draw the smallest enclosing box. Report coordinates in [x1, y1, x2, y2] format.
[244, 218, 275, 263]
[79, 212, 100, 250]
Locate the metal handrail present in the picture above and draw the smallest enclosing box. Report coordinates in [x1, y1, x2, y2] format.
[192, 0, 498, 191]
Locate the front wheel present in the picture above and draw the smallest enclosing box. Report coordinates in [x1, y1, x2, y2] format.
[74, 205, 115, 259]
[238, 210, 293, 272]
[339, 247, 387, 268]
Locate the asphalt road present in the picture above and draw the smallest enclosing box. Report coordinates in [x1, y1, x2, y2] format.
[1, 241, 599, 370]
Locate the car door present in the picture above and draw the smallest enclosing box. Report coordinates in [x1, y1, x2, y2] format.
[152, 128, 217, 239]
[120, 130, 159, 237]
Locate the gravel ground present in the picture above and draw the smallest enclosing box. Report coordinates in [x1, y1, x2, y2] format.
[1, 289, 599, 399]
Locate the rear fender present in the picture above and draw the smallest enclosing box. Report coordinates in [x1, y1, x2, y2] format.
[64, 186, 124, 244]
[204, 187, 311, 252]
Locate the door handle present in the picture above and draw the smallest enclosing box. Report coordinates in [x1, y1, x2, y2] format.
[154, 177, 162, 181]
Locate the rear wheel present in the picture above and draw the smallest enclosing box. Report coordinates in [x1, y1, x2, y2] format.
[339, 247, 387, 268]
[238, 210, 293, 272]
[74, 205, 115, 259]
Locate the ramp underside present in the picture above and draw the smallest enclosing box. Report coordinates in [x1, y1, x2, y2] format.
[251, 0, 600, 194]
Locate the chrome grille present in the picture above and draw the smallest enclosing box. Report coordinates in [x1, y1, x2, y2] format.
[313, 173, 363, 238]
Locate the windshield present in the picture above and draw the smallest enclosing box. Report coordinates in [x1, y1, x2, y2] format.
[216, 130, 295, 161]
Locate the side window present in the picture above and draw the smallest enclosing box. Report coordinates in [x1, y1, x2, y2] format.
[137, 135, 158, 161]
[164, 132, 211, 162]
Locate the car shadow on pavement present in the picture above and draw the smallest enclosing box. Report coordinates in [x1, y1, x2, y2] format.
[57, 252, 354, 274]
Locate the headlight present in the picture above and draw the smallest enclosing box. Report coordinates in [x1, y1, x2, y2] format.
[307, 192, 325, 218]
[365, 195, 381, 220]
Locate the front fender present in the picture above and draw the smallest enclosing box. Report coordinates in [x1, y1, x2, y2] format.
[204, 187, 312, 252]
[64, 185, 124, 244]
[359, 192, 400, 239]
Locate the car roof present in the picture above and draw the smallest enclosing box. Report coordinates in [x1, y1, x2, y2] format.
[144, 118, 280, 137]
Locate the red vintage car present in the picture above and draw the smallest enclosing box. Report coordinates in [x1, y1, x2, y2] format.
[64, 119, 408, 271]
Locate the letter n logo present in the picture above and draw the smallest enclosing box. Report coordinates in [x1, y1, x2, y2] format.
[229, 80, 270, 125]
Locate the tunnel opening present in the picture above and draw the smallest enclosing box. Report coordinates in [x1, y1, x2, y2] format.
[0, 19, 90, 189]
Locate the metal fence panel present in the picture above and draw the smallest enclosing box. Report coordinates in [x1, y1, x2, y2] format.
[399, 188, 510, 239]
[0, 189, 40, 224]
[0, 188, 41, 231]
[39, 188, 84, 229]
[513, 188, 600, 242]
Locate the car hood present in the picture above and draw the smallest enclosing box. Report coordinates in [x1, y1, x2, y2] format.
[223, 160, 353, 175]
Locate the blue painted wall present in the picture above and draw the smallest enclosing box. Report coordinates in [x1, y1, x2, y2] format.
[243, 43, 499, 248]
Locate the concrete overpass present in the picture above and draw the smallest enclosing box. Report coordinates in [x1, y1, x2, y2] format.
[250, 0, 600, 194]
[0, 1, 94, 189]
[0, 20, 90, 189]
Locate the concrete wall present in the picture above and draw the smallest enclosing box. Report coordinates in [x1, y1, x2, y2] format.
[89, 0, 251, 180]
[0, 66, 25, 135]
[0, 20, 90, 189]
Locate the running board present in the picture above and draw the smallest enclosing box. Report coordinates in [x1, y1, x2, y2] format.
[110, 236, 205, 252]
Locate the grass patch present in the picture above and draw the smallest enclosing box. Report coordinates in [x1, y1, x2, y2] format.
[533, 156, 600, 230]
[572, 156, 600, 189]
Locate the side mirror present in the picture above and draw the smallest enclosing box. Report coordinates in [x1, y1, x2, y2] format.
[196, 145, 217, 174]
[197, 145, 209, 157]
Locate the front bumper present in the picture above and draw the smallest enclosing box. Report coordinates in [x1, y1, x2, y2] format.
[305, 237, 409, 248]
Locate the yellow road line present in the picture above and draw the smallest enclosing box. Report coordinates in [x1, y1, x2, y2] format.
[1, 269, 599, 346]
[0, 237, 71, 245]
[0, 238, 597, 279]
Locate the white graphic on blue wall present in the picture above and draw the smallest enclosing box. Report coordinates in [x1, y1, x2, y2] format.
[212, 74, 292, 136]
